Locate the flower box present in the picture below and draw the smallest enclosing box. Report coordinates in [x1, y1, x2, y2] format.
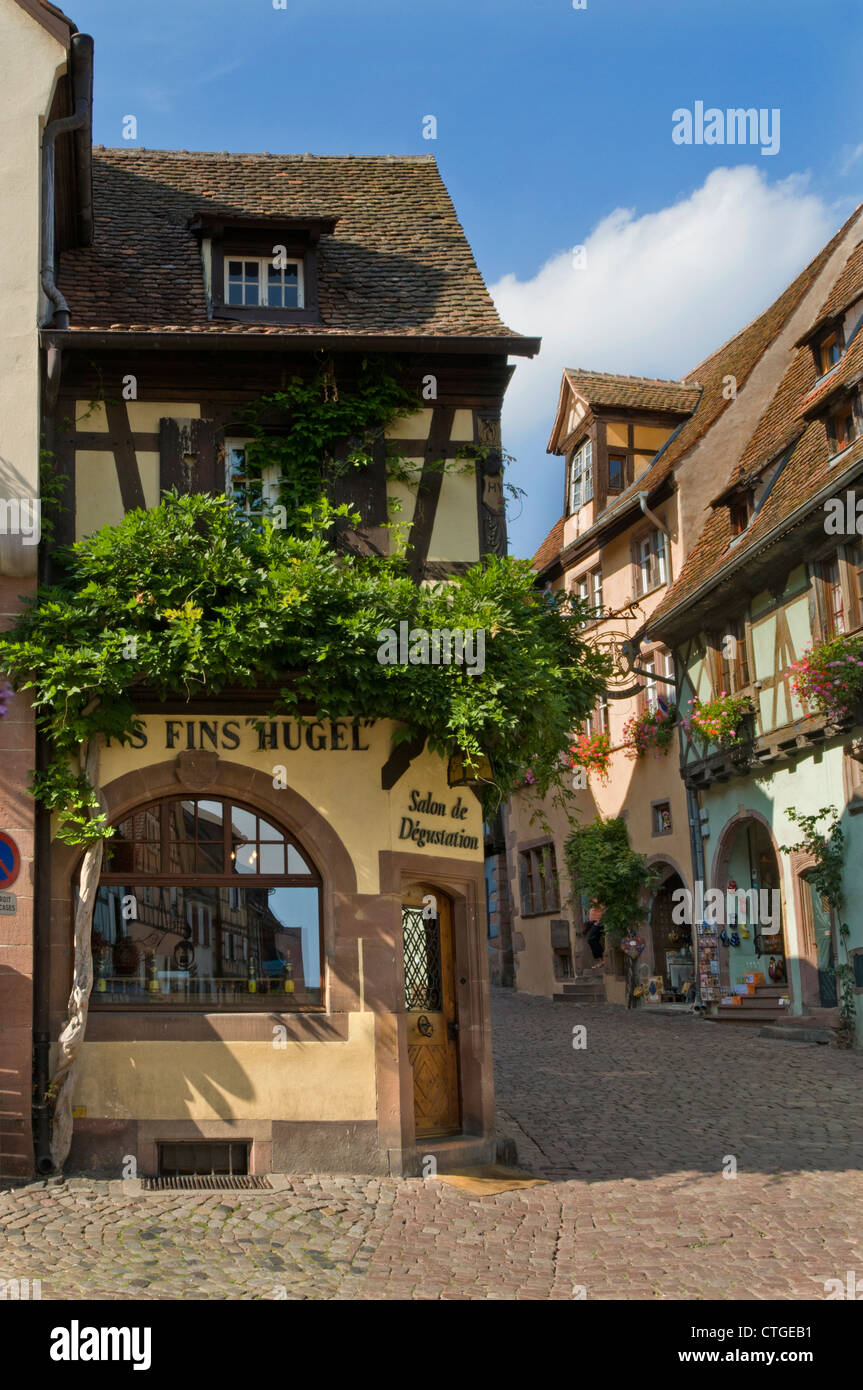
[622, 704, 677, 759]
[684, 693, 755, 751]
[789, 634, 863, 723]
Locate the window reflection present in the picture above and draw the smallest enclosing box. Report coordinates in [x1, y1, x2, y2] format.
[91, 882, 321, 1008]
[93, 798, 322, 1010]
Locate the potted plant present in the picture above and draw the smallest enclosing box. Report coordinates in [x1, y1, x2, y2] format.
[622, 704, 677, 759]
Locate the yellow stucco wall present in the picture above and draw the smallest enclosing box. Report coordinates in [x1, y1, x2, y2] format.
[70, 1013, 376, 1122]
[98, 715, 484, 895]
[429, 468, 480, 561]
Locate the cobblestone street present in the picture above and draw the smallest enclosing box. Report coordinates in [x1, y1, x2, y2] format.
[3, 991, 863, 1301]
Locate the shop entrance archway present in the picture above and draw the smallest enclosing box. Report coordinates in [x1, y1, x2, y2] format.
[714, 814, 787, 990]
[648, 868, 693, 1000]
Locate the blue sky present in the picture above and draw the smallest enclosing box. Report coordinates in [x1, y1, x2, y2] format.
[70, 0, 863, 556]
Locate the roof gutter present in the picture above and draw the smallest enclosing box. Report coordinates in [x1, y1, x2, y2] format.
[638, 491, 669, 535]
[40, 328, 541, 356]
[40, 32, 94, 329]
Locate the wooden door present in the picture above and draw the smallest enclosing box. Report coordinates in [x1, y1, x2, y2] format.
[402, 888, 460, 1137]
[802, 876, 838, 1008]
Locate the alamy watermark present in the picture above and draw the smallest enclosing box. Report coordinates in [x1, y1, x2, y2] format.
[673, 883, 781, 928]
[0, 497, 40, 545]
[672, 102, 780, 157]
[824, 491, 863, 535]
[377, 621, 485, 675]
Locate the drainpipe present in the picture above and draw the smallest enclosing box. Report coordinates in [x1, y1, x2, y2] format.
[40, 33, 94, 329]
[638, 491, 670, 535]
[33, 33, 94, 1173]
[686, 781, 708, 1008]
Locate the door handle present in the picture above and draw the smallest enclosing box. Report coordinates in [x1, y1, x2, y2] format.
[446, 1020, 459, 1042]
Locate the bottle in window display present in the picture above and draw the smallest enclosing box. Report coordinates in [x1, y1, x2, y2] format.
[247, 957, 258, 994]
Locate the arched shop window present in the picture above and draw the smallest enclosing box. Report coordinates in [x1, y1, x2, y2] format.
[87, 798, 323, 1010]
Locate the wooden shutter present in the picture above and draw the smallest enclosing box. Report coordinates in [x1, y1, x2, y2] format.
[159, 418, 221, 496]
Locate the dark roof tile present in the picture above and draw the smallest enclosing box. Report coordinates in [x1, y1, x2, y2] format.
[58, 149, 525, 342]
[563, 370, 700, 415]
[651, 217, 863, 627]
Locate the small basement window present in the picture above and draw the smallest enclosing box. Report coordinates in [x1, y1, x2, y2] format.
[159, 1142, 250, 1177]
[226, 256, 303, 309]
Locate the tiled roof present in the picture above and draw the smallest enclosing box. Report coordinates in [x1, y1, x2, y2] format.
[594, 213, 859, 534]
[650, 222, 863, 629]
[563, 370, 701, 416]
[795, 236, 863, 343]
[531, 516, 565, 572]
[57, 149, 529, 343]
[535, 211, 861, 583]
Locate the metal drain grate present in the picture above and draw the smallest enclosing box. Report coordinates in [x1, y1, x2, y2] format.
[141, 1174, 272, 1191]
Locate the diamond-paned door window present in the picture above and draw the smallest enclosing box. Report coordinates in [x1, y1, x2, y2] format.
[402, 906, 443, 1011]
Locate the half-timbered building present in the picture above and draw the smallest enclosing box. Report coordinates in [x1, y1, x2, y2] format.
[503, 207, 863, 1011]
[5, 14, 540, 1178]
[650, 209, 863, 1040]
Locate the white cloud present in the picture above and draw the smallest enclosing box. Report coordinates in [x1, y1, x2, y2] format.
[490, 166, 844, 554]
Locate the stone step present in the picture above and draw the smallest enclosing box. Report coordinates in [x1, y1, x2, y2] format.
[709, 1008, 789, 1023]
[710, 1017, 781, 1025]
[711, 1006, 789, 1017]
[759, 1024, 835, 1045]
[553, 991, 604, 1004]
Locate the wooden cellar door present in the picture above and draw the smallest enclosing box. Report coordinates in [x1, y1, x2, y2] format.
[401, 888, 460, 1137]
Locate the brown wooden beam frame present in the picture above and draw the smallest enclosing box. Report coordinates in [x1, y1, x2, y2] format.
[406, 405, 456, 582]
[104, 399, 146, 512]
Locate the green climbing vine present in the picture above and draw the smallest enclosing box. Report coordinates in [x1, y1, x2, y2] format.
[564, 816, 657, 944]
[236, 357, 423, 526]
[781, 806, 856, 1048]
[39, 444, 67, 548]
[0, 358, 610, 845]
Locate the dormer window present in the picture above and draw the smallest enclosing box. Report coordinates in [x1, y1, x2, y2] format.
[729, 494, 751, 536]
[226, 257, 303, 309]
[191, 211, 338, 326]
[828, 397, 859, 457]
[817, 331, 842, 377]
[569, 438, 594, 513]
